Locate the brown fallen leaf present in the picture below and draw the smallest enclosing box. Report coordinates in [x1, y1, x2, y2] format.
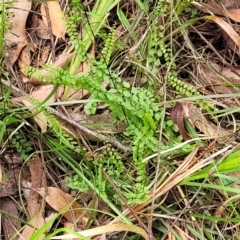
[193, 2, 240, 53]
[30, 84, 57, 103]
[29, 157, 46, 216]
[186, 103, 231, 138]
[41, 1, 66, 39]
[170, 102, 190, 141]
[12, 85, 58, 104]
[13, 85, 60, 132]
[36, 187, 89, 228]
[193, 1, 240, 22]
[35, 17, 51, 40]
[28, 53, 73, 84]
[199, 62, 240, 94]
[4, 0, 32, 68]
[18, 46, 32, 76]
[19, 157, 46, 240]
[227, 8, 240, 22]
[18, 215, 45, 240]
[1, 197, 21, 240]
[22, 99, 47, 133]
[171, 102, 231, 139]
[208, 16, 240, 51]
[0, 165, 30, 198]
[37, 45, 51, 67]
[63, 222, 75, 240]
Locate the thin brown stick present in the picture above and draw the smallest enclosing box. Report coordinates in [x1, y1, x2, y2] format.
[1, 80, 131, 153]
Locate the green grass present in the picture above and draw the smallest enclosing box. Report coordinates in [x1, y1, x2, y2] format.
[1, 0, 240, 239]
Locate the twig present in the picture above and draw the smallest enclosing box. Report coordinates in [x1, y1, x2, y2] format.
[192, 25, 240, 78]
[1, 80, 131, 153]
[49, 107, 131, 153]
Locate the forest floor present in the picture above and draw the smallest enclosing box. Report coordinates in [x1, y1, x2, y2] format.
[1, 0, 240, 239]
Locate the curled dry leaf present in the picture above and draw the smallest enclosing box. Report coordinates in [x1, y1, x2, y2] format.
[170, 102, 190, 141]
[41, 1, 66, 39]
[36, 187, 89, 228]
[171, 102, 231, 139]
[4, 0, 32, 68]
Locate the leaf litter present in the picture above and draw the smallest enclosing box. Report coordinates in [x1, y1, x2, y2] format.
[2, 0, 240, 239]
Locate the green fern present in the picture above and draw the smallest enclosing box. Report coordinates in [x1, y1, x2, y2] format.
[27, 32, 159, 202]
[26, 3, 198, 203]
[146, 0, 216, 113]
[28, 96, 84, 155]
[10, 129, 33, 161]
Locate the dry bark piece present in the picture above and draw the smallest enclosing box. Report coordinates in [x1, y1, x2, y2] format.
[1, 197, 21, 240]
